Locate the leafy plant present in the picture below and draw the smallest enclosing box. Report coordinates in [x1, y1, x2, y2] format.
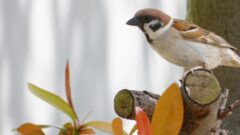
[15, 62, 184, 135]
[15, 62, 115, 135]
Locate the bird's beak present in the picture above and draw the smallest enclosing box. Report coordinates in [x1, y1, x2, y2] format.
[126, 17, 141, 26]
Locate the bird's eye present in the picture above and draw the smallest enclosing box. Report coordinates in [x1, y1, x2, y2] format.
[150, 21, 163, 32]
[143, 16, 151, 22]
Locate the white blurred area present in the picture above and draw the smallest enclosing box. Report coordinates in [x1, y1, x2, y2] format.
[0, 0, 186, 134]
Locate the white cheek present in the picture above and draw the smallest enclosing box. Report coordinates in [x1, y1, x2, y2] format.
[143, 24, 153, 35]
[143, 24, 159, 39]
[143, 18, 173, 39]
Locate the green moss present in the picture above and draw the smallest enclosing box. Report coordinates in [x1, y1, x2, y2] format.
[114, 90, 134, 118]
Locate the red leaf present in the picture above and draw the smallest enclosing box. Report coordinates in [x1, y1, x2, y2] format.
[65, 61, 79, 126]
[65, 61, 74, 110]
[135, 107, 152, 135]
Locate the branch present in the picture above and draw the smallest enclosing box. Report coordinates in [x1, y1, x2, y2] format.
[218, 99, 240, 119]
[114, 89, 159, 120]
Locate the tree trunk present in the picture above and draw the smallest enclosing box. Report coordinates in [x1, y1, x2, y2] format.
[187, 0, 240, 134]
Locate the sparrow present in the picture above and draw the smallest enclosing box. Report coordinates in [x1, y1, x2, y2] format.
[126, 8, 240, 70]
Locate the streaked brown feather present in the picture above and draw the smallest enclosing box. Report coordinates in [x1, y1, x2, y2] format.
[173, 19, 237, 50]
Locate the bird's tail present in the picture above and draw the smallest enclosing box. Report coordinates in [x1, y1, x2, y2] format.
[222, 49, 240, 68]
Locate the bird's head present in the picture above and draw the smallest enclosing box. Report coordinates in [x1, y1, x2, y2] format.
[126, 8, 172, 41]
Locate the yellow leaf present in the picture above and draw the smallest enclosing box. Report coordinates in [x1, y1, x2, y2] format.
[112, 118, 123, 135]
[16, 123, 45, 135]
[151, 83, 184, 135]
[83, 121, 112, 133]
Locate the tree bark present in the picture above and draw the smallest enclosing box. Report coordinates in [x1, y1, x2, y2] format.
[114, 90, 159, 119]
[187, 0, 240, 134]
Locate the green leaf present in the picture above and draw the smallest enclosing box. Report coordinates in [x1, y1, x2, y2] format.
[81, 111, 93, 124]
[83, 121, 112, 133]
[28, 83, 77, 121]
[129, 124, 137, 135]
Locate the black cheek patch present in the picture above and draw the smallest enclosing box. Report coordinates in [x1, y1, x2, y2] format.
[140, 26, 153, 44]
[145, 33, 153, 43]
[150, 23, 162, 32]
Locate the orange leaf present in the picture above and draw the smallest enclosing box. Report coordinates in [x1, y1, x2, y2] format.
[58, 129, 72, 135]
[79, 128, 96, 134]
[112, 118, 124, 135]
[135, 107, 152, 135]
[151, 83, 184, 135]
[16, 123, 44, 135]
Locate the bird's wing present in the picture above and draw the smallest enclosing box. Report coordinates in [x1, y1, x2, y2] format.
[172, 19, 237, 50]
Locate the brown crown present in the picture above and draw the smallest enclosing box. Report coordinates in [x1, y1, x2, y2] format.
[134, 8, 171, 26]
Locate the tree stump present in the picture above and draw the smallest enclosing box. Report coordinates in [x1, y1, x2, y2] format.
[180, 69, 221, 135]
[114, 69, 240, 135]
